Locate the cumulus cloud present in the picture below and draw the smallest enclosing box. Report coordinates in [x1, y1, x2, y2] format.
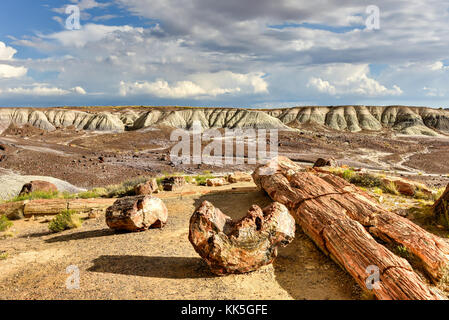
[0, 42, 27, 79]
[119, 71, 268, 98]
[5, 1, 449, 106]
[307, 64, 402, 97]
[45, 24, 142, 47]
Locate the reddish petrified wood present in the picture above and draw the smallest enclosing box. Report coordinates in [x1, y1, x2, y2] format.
[106, 195, 168, 232]
[189, 201, 295, 275]
[253, 156, 448, 300]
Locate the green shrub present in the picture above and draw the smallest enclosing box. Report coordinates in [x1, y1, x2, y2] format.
[193, 173, 215, 186]
[382, 181, 400, 195]
[0, 216, 13, 232]
[77, 188, 108, 199]
[10, 190, 60, 202]
[349, 174, 383, 188]
[48, 210, 82, 233]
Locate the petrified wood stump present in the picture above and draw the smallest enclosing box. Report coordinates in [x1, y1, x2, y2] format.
[189, 201, 295, 275]
[106, 195, 168, 232]
[253, 156, 448, 300]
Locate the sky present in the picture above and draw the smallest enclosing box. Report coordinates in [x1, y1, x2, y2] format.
[0, 0, 449, 108]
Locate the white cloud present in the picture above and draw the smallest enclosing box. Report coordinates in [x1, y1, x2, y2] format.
[119, 71, 268, 98]
[307, 64, 402, 97]
[0, 64, 27, 79]
[0, 42, 17, 60]
[46, 24, 142, 47]
[0, 85, 87, 96]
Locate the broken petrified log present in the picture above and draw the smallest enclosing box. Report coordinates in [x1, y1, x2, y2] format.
[162, 176, 186, 191]
[105, 196, 168, 232]
[206, 178, 226, 187]
[433, 183, 449, 228]
[227, 172, 253, 183]
[189, 201, 295, 275]
[134, 178, 159, 195]
[253, 157, 448, 300]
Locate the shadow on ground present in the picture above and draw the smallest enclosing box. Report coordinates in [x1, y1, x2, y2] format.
[88, 255, 216, 279]
[45, 228, 116, 243]
[194, 190, 272, 220]
[273, 229, 361, 300]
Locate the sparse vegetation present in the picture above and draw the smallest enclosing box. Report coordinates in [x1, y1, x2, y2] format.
[48, 210, 82, 233]
[0, 215, 13, 232]
[0, 252, 8, 260]
[396, 245, 410, 259]
[382, 181, 400, 196]
[9, 190, 60, 202]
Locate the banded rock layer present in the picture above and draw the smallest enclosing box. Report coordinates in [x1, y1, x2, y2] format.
[0, 106, 448, 136]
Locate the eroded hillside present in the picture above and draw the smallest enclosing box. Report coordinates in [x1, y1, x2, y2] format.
[1, 106, 449, 136]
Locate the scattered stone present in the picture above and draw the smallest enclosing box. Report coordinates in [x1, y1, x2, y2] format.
[19, 180, 58, 196]
[98, 156, 105, 163]
[106, 195, 168, 232]
[227, 172, 253, 184]
[189, 201, 295, 275]
[313, 157, 338, 168]
[134, 178, 159, 195]
[162, 176, 186, 191]
[206, 178, 226, 187]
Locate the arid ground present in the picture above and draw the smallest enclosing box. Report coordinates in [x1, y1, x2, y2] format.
[1, 106, 449, 300]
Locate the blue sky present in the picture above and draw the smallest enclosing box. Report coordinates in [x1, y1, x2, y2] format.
[1, 0, 449, 108]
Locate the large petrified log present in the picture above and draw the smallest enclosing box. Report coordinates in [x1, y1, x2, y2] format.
[433, 183, 449, 228]
[189, 201, 295, 275]
[105, 195, 168, 232]
[253, 157, 448, 300]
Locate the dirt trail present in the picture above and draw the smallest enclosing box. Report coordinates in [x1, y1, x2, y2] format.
[0, 187, 360, 300]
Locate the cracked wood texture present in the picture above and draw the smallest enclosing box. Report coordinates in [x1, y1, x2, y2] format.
[189, 201, 295, 275]
[253, 156, 448, 300]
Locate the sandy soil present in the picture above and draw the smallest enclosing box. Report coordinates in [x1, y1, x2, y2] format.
[0, 188, 360, 300]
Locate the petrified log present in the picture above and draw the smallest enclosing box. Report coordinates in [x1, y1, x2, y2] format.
[253, 157, 448, 300]
[227, 172, 253, 183]
[433, 183, 449, 228]
[206, 178, 226, 187]
[162, 176, 186, 191]
[105, 195, 168, 232]
[189, 201, 295, 275]
[134, 178, 159, 195]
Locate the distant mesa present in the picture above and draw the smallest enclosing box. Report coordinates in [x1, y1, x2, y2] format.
[0, 105, 448, 136]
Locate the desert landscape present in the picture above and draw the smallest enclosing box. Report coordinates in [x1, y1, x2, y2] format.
[1, 105, 449, 300]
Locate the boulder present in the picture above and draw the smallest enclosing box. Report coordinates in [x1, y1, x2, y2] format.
[106, 195, 168, 232]
[313, 157, 338, 168]
[134, 178, 159, 195]
[227, 172, 253, 183]
[19, 180, 58, 195]
[206, 178, 226, 187]
[162, 176, 186, 191]
[189, 201, 295, 275]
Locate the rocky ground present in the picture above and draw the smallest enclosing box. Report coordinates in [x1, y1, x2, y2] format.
[0, 185, 360, 300]
[0, 122, 448, 192]
[1, 108, 449, 300]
